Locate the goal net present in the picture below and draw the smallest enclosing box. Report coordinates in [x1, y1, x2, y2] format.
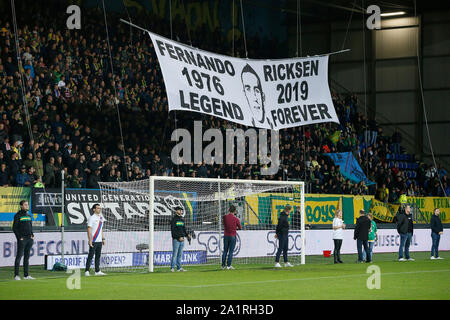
[98, 177, 305, 272]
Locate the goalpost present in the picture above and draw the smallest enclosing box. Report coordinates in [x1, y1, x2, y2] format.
[98, 176, 305, 272]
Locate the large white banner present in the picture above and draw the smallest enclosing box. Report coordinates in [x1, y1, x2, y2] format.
[148, 31, 339, 130]
[1, 229, 448, 267]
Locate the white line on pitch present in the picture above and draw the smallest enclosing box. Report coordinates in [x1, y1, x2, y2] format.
[90, 268, 450, 289]
[186, 269, 450, 288]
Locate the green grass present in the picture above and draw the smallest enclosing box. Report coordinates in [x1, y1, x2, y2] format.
[1, 251, 449, 300]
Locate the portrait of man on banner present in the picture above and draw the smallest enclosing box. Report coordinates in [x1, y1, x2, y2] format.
[240, 64, 273, 129]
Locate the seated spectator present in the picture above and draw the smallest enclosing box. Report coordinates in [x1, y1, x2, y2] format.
[0, 123, 7, 144]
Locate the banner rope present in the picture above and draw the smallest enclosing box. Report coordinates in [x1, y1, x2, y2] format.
[413, 0, 447, 197]
[102, 0, 129, 181]
[168, 0, 180, 178]
[239, 0, 249, 58]
[361, 0, 369, 182]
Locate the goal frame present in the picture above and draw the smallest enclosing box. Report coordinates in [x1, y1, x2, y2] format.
[148, 176, 305, 272]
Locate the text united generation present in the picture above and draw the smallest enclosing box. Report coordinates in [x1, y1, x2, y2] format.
[179, 90, 333, 127]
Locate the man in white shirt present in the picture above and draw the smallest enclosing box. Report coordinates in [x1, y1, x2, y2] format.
[85, 204, 106, 276]
[332, 209, 345, 264]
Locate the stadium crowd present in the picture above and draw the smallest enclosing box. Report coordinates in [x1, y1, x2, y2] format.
[0, 1, 448, 203]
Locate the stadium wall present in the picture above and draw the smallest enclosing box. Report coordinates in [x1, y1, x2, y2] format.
[293, 12, 450, 167]
[0, 188, 449, 228]
[0, 228, 448, 267]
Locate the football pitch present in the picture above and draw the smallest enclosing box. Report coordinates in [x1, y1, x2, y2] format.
[1, 251, 449, 300]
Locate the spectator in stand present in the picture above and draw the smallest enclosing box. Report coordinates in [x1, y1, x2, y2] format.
[68, 168, 83, 188]
[0, 123, 8, 144]
[33, 176, 44, 188]
[15, 165, 29, 187]
[437, 164, 447, 179]
[54, 155, 64, 186]
[87, 168, 101, 189]
[33, 151, 44, 178]
[44, 156, 56, 187]
[25, 166, 37, 186]
[0, 162, 9, 186]
[115, 170, 123, 182]
[22, 152, 34, 169]
[377, 183, 389, 203]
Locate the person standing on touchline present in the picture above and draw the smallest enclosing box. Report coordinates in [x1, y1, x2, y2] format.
[170, 206, 191, 272]
[85, 204, 107, 276]
[13, 200, 35, 280]
[430, 208, 444, 260]
[222, 205, 242, 270]
[275, 204, 294, 268]
[332, 209, 345, 264]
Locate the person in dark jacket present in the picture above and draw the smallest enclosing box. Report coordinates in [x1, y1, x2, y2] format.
[12, 200, 35, 280]
[353, 210, 371, 263]
[170, 206, 191, 272]
[430, 208, 444, 260]
[274, 204, 293, 268]
[397, 204, 414, 261]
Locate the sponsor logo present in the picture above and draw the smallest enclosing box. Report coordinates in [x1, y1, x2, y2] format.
[47, 253, 132, 270]
[34, 191, 61, 208]
[375, 234, 419, 247]
[132, 250, 207, 266]
[33, 189, 197, 225]
[266, 231, 302, 256]
[197, 231, 241, 257]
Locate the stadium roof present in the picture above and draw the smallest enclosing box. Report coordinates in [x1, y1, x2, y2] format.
[283, 0, 450, 22]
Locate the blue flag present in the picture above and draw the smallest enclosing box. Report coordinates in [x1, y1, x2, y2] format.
[326, 152, 375, 185]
